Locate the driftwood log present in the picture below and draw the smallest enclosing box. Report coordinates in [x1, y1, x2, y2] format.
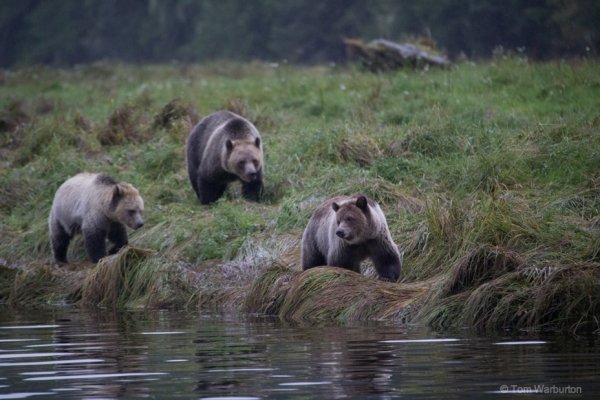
[343, 37, 450, 71]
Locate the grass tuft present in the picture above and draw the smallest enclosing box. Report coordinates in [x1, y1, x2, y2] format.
[153, 98, 199, 129]
[81, 246, 156, 308]
[337, 133, 383, 166]
[97, 103, 151, 145]
[279, 267, 429, 323]
[244, 263, 298, 315]
[443, 244, 526, 297]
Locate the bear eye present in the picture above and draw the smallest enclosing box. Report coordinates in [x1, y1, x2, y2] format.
[128, 210, 136, 216]
[346, 216, 356, 223]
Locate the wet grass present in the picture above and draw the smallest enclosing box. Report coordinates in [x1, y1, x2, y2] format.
[1, 57, 599, 333]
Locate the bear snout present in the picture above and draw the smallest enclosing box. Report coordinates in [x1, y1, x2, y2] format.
[247, 171, 258, 181]
[128, 218, 144, 229]
[335, 229, 346, 239]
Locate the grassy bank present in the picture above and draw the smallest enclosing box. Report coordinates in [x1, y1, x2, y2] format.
[1, 57, 599, 333]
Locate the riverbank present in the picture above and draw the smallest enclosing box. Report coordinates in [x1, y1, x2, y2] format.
[1, 58, 599, 333]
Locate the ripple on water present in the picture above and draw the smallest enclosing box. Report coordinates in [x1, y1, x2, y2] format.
[0, 352, 73, 359]
[493, 341, 547, 345]
[0, 358, 104, 367]
[23, 372, 168, 381]
[0, 325, 60, 330]
[380, 338, 461, 344]
[0, 392, 55, 399]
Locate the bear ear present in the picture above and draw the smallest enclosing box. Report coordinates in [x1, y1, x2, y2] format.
[110, 185, 123, 211]
[255, 137, 261, 148]
[226, 139, 234, 152]
[332, 202, 340, 212]
[356, 195, 368, 212]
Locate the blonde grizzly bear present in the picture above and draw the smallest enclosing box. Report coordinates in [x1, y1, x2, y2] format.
[301, 195, 402, 282]
[186, 111, 264, 204]
[49, 172, 145, 263]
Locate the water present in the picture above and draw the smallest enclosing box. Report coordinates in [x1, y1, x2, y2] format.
[0, 308, 598, 399]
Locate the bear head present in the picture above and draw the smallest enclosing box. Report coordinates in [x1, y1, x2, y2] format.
[331, 195, 371, 245]
[225, 137, 262, 183]
[110, 183, 145, 229]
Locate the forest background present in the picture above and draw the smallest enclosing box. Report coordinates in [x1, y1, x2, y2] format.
[1, 0, 599, 68]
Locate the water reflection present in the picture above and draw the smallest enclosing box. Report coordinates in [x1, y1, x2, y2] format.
[0, 308, 599, 399]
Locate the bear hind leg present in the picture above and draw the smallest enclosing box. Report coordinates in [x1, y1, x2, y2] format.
[198, 178, 227, 205]
[51, 222, 71, 263]
[83, 228, 107, 263]
[107, 222, 128, 255]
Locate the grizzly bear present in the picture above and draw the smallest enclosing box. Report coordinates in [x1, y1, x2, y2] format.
[186, 111, 264, 204]
[301, 195, 402, 281]
[48, 172, 145, 263]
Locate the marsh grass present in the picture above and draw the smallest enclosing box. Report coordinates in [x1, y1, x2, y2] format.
[1, 59, 599, 333]
[244, 263, 298, 315]
[81, 246, 156, 308]
[9, 262, 88, 306]
[279, 267, 430, 323]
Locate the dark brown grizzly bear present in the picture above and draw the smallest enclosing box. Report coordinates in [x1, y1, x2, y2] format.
[49, 172, 145, 263]
[186, 111, 264, 204]
[301, 195, 402, 282]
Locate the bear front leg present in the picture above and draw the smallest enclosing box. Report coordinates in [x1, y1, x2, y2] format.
[198, 178, 227, 205]
[107, 222, 128, 255]
[83, 228, 107, 263]
[327, 249, 361, 273]
[301, 240, 326, 270]
[370, 246, 402, 282]
[241, 178, 263, 202]
[50, 222, 71, 263]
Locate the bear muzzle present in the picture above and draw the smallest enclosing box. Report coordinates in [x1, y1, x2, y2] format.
[336, 229, 354, 241]
[246, 171, 259, 181]
[127, 217, 144, 230]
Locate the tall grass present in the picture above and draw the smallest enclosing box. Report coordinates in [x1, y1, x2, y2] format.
[1, 57, 599, 333]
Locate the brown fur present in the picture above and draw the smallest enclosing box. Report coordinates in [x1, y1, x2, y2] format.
[49, 172, 144, 263]
[301, 195, 402, 281]
[186, 111, 264, 204]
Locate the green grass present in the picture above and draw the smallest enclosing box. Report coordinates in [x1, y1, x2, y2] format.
[1, 56, 599, 333]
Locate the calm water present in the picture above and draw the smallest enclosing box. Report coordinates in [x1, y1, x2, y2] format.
[0, 307, 598, 399]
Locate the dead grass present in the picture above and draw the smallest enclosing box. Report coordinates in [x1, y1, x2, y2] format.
[0, 101, 31, 148]
[279, 267, 430, 323]
[443, 244, 526, 296]
[81, 246, 156, 307]
[5, 240, 600, 334]
[421, 258, 600, 333]
[244, 264, 299, 315]
[9, 262, 89, 306]
[153, 98, 199, 129]
[458, 263, 600, 332]
[97, 103, 151, 145]
[337, 134, 384, 166]
[224, 97, 276, 132]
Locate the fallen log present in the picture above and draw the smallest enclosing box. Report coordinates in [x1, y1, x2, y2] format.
[343, 37, 450, 71]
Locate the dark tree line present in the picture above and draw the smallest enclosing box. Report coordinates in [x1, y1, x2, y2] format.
[1, 0, 598, 68]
